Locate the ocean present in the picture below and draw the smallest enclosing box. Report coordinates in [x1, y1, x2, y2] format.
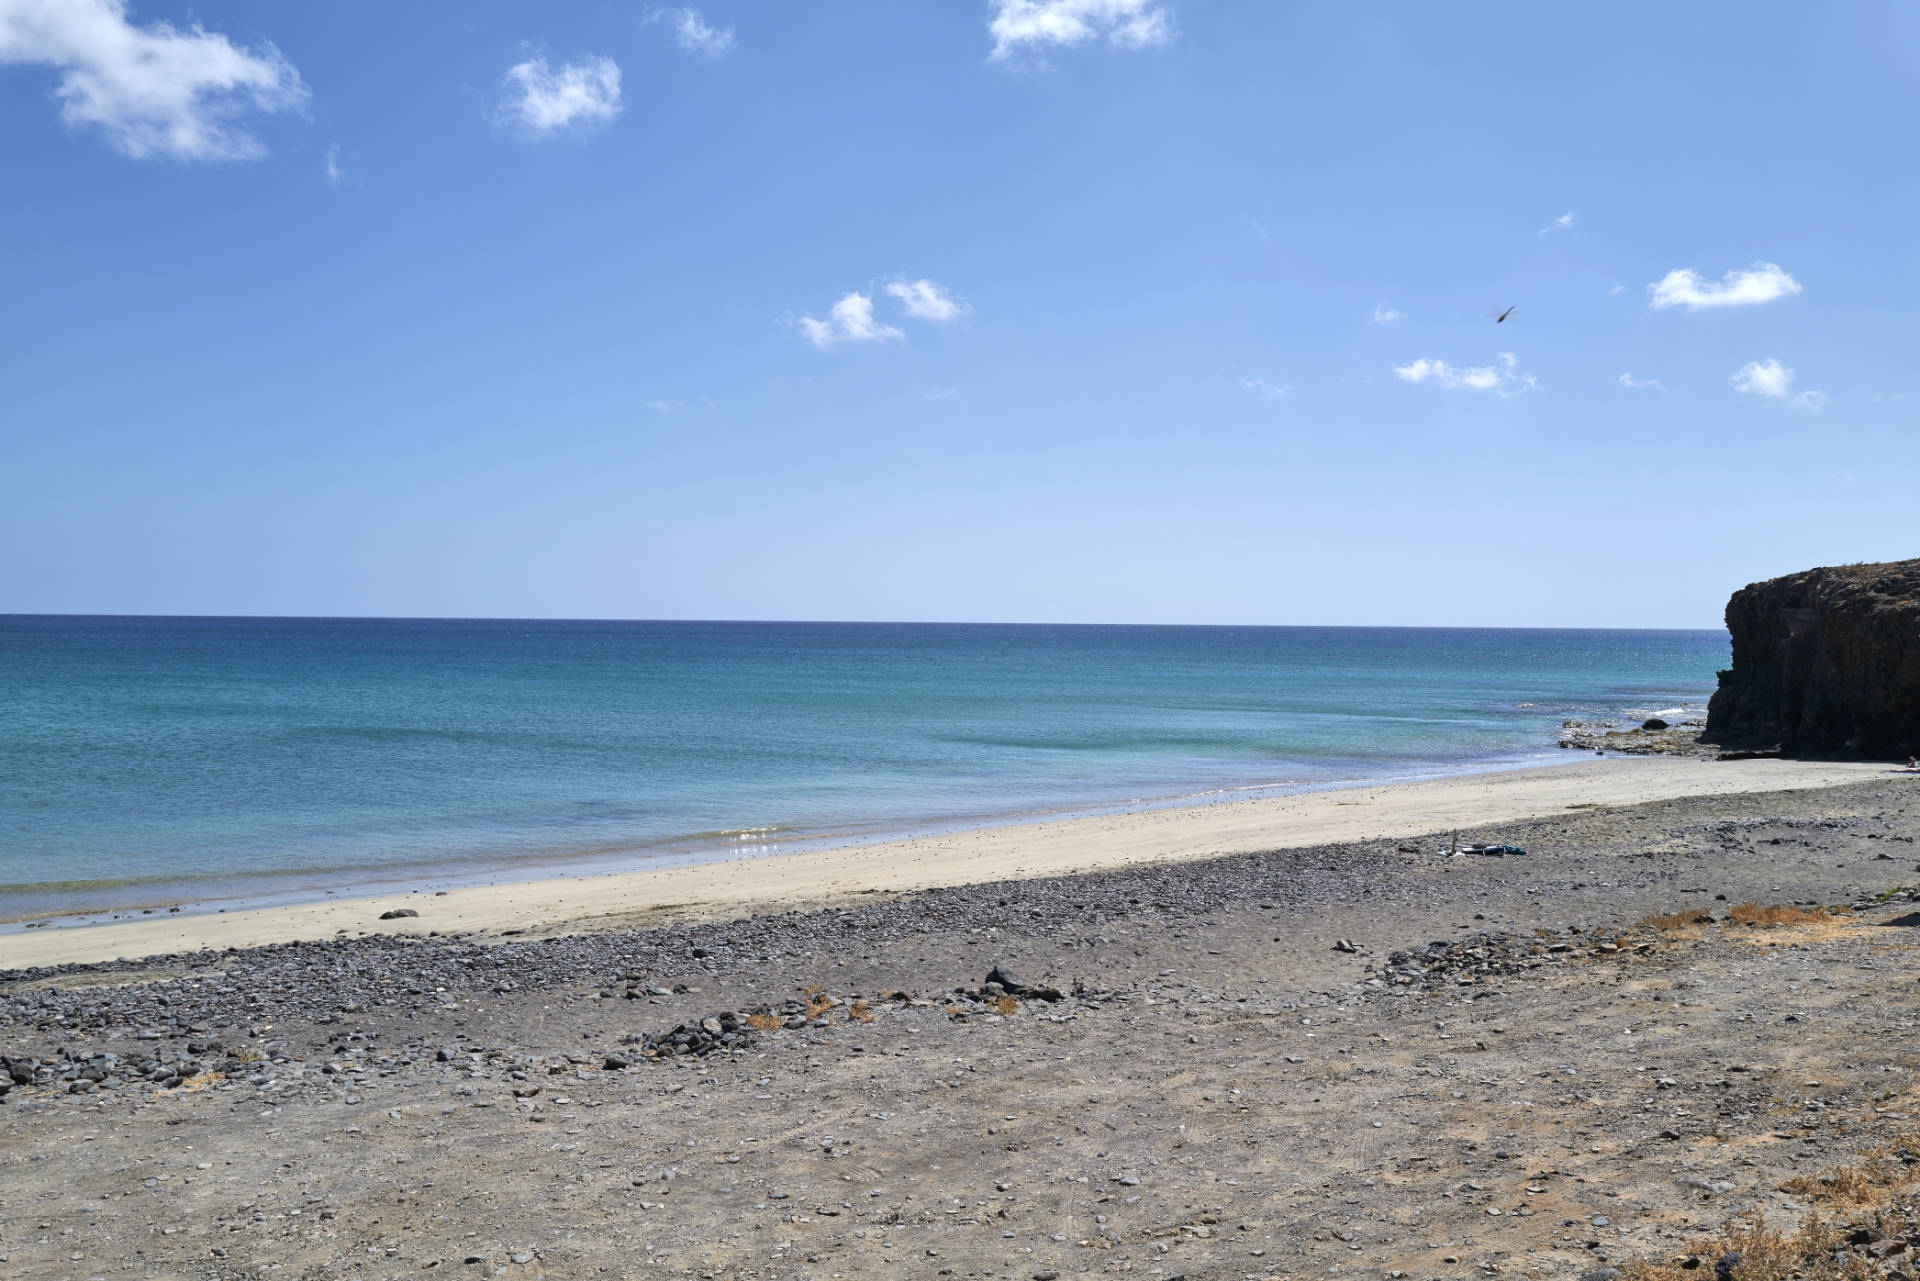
[0, 617, 1727, 920]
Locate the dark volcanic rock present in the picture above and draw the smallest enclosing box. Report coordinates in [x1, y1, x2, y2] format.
[1704, 558, 1920, 758]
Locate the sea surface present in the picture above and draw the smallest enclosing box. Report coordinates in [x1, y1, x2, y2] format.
[0, 617, 1728, 921]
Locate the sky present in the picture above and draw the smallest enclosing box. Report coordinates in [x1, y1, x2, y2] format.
[2, 0, 1916, 628]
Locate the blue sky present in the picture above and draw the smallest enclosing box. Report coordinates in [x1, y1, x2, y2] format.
[2, 1, 1915, 627]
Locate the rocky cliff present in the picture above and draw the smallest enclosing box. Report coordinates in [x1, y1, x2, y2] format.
[1703, 558, 1920, 758]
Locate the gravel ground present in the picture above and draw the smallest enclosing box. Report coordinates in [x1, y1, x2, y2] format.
[4, 776, 1920, 1281]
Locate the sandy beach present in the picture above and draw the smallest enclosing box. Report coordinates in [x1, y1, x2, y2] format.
[5, 753, 1920, 1279]
[1, 754, 1890, 969]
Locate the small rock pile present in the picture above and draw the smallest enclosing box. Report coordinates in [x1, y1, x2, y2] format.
[626, 1010, 755, 1060]
[1368, 930, 1648, 990]
[1, 1041, 228, 1099]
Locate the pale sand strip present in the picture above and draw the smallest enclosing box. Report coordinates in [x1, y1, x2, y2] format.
[2, 756, 1897, 970]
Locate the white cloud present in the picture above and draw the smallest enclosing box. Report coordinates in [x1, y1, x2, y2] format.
[884, 278, 969, 322]
[0, 0, 308, 161]
[987, 0, 1173, 61]
[499, 55, 622, 137]
[1731, 357, 1793, 398]
[650, 7, 733, 58]
[324, 140, 342, 184]
[645, 399, 682, 412]
[925, 386, 959, 401]
[1394, 351, 1535, 394]
[1538, 210, 1576, 235]
[1649, 261, 1801, 310]
[1794, 389, 1829, 410]
[1242, 377, 1291, 400]
[1370, 302, 1403, 325]
[1609, 283, 1625, 296]
[796, 292, 904, 349]
[1618, 372, 1663, 390]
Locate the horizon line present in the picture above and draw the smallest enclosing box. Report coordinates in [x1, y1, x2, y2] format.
[0, 611, 1728, 633]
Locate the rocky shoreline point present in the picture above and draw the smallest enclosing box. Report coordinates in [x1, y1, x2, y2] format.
[1556, 717, 1715, 757]
[5, 775, 1920, 1279]
[1705, 556, 1920, 759]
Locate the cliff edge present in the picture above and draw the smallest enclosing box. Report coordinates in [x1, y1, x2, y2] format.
[1703, 558, 1920, 758]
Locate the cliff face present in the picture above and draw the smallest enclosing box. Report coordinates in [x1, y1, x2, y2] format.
[1704, 558, 1920, 758]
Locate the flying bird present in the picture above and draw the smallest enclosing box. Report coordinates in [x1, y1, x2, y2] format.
[1494, 305, 1517, 324]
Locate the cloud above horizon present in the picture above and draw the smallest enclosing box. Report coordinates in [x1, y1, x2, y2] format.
[1649, 261, 1801, 310]
[0, 0, 308, 161]
[1394, 351, 1536, 394]
[1242, 377, 1291, 400]
[1731, 357, 1792, 398]
[797, 292, 905, 349]
[499, 55, 622, 138]
[1539, 210, 1576, 235]
[1731, 357, 1824, 408]
[884, 278, 969, 322]
[650, 7, 734, 58]
[1618, 372, 1663, 390]
[1370, 302, 1403, 324]
[987, 0, 1174, 61]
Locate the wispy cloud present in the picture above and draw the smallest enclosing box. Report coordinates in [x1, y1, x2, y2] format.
[1732, 359, 1828, 409]
[1538, 210, 1576, 235]
[1609, 283, 1625, 296]
[796, 292, 904, 349]
[1650, 262, 1801, 310]
[884, 278, 970, 322]
[1242, 377, 1291, 400]
[1394, 351, 1536, 394]
[648, 7, 734, 58]
[0, 0, 308, 161]
[1242, 214, 1272, 245]
[1731, 357, 1797, 399]
[1370, 302, 1403, 325]
[645, 399, 682, 413]
[1617, 372, 1663, 391]
[324, 141, 343, 184]
[498, 55, 622, 138]
[925, 386, 959, 401]
[987, 0, 1174, 62]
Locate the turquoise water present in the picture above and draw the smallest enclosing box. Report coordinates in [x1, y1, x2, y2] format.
[0, 617, 1727, 919]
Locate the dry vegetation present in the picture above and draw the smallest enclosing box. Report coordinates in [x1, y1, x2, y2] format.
[1620, 1214, 1862, 1281]
[1624, 1130, 1920, 1278]
[1729, 902, 1840, 928]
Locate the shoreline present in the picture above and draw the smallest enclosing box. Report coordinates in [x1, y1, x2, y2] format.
[0, 753, 1892, 970]
[0, 743, 1581, 929]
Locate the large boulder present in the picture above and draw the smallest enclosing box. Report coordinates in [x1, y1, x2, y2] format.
[1703, 558, 1920, 758]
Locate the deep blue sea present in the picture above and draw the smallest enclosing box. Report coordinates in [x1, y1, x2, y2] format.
[0, 617, 1728, 920]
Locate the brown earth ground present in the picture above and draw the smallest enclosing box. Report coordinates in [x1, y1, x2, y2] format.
[6, 774, 1920, 1281]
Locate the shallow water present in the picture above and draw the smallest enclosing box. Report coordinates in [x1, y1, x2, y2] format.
[0, 617, 1726, 917]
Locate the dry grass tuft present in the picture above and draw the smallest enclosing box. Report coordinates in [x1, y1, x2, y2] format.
[1625, 1130, 1920, 1278]
[1781, 1164, 1885, 1207]
[848, 1000, 874, 1023]
[994, 995, 1018, 1016]
[744, 1012, 782, 1031]
[1780, 1138, 1915, 1207]
[801, 985, 834, 1018]
[1729, 903, 1837, 928]
[1620, 1213, 1852, 1281]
